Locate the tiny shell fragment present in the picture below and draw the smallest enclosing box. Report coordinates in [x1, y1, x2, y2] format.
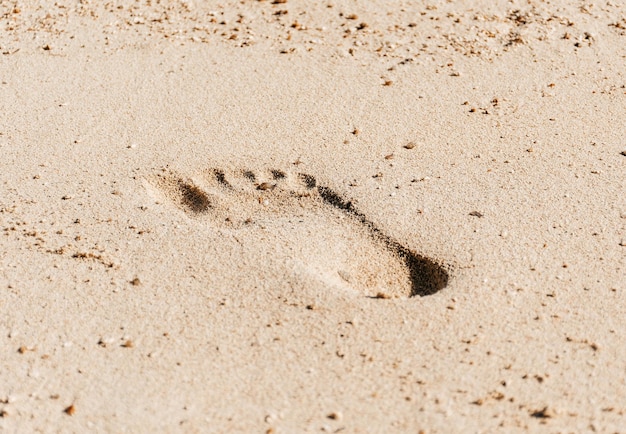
[257, 182, 275, 191]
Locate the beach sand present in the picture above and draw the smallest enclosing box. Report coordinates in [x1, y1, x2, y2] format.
[1, 1, 625, 432]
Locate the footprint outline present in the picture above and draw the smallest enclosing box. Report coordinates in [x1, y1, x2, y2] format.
[148, 168, 449, 297]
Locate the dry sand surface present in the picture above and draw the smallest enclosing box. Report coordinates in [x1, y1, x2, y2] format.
[1, 0, 625, 432]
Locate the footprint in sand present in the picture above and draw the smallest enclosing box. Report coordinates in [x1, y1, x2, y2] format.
[148, 167, 448, 298]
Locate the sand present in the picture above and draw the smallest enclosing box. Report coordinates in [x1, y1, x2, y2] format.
[1, 0, 625, 432]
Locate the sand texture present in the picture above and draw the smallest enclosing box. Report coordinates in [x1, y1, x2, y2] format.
[1, 0, 625, 432]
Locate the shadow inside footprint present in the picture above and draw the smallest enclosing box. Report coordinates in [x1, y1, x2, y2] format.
[177, 180, 212, 214]
[150, 168, 449, 298]
[316, 186, 448, 297]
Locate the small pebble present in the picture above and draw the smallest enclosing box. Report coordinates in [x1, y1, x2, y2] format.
[327, 411, 342, 421]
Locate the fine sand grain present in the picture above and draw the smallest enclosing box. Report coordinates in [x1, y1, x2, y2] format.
[1, 1, 625, 432]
